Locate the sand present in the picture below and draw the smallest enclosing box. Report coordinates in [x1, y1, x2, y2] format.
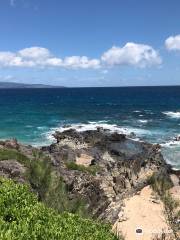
[76, 153, 93, 167]
[113, 186, 173, 240]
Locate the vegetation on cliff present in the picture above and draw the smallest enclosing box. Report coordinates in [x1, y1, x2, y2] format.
[149, 173, 180, 239]
[1, 148, 91, 217]
[0, 177, 120, 240]
[0, 130, 177, 240]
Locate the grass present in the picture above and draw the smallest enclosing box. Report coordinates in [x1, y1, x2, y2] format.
[162, 192, 180, 239]
[66, 161, 99, 175]
[0, 148, 30, 166]
[29, 156, 52, 200]
[0, 148, 53, 202]
[29, 151, 91, 217]
[0, 148, 92, 218]
[45, 175, 90, 217]
[148, 173, 180, 239]
[148, 173, 173, 196]
[152, 233, 176, 240]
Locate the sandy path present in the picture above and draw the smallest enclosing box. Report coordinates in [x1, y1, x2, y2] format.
[76, 153, 93, 166]
[113, 186, 172, 240]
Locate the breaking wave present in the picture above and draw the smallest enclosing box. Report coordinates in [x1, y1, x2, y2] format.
[44, 121, 152, 142]
[163, 111, 180, 119]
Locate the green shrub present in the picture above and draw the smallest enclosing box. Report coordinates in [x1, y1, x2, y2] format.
[29, 152, 89, 216]
[29, 155, 52, 200]
[162, 192, 180, 239]
[0, 177, 119, 240]
[148, 173, 180, 239]
[66, 161, 99, 175]
[148, 173, 173, 196]
[0, 149, 30, 166]
[44, 176, 89, 217]
[0, 148, 91, 217]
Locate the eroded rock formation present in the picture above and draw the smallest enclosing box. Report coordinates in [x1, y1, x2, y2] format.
[0, 129, 173, 224]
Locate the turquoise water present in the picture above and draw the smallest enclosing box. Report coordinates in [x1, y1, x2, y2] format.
[0, 86, 180, 169]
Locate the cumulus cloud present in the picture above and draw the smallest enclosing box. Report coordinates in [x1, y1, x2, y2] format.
[0, 43, 161, 70]
[101, 42, 162, 67]
[0, 52, 23, 67]
[0, 47, 100, 69]
[63, 56, 100, 69]
[18, 47, 51, 59]
[165, 35, 180, 51]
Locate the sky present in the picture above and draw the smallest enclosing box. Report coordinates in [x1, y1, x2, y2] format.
[0, 0, 180, 87]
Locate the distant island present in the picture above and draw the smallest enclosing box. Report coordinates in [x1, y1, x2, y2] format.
[0, 82, 65, 89]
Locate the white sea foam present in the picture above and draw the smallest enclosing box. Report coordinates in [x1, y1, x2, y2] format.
[45, 121, 152, 143]
[161, 137, 180, 148]
[138, 119, 148, 123]
[43, 123, 180, 169]
[161, 143, 180, 170]
[163, 111, 180, 119]
[161, 141, 180, 148]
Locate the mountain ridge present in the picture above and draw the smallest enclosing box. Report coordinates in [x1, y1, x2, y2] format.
[0, 82, 65, 88]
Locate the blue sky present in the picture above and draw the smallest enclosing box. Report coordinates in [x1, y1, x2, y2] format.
[0, 0, 180, 87]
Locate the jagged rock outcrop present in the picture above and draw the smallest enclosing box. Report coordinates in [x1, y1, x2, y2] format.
[0, 129, 171, 223]
[42, 128, 170, 222]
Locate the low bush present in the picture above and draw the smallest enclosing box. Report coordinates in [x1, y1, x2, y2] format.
[45, 178, 89, 217]
[29, 154, 52, 200]
[148, 173, 173, 196]
[148, 173, 180, 239]
[0, 177, 120, 240]
[0, 148, 30, 166]
[0, 148, 92, 217]
[66, 161, 98, 175]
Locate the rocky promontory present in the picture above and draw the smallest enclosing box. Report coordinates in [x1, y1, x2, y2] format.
[0, 128, 179, 239]
[43, 129, 170, 221]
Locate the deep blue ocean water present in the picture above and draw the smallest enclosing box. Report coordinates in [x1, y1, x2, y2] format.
[0, 86, 180, 169]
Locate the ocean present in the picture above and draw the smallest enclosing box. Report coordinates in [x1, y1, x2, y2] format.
[0, 86, 180, 169]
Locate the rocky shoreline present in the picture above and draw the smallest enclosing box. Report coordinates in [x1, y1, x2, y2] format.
[0, 128, 179, 239]
[45, 129, 171, 221]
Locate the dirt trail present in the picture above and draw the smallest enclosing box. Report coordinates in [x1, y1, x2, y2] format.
[113, 186, 173, 240]
[76, 154, 93, 166]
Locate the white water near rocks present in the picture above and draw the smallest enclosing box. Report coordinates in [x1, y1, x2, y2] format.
[0, 87, 180, 169]
[44, 121, 180, 169]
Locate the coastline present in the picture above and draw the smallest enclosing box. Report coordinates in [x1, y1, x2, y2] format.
[0, 128, 179, 239]
[41, 123, 180, 171]
[1, 123, 180, 171]
[1, 87, 180, 170]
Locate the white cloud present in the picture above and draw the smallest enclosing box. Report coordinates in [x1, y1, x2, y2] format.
[45, 57, 63, 67]
[18, 47, 51, 59]
[0, 47, 100, 69]
[0, 43, 161, 70]
[0, 52, 23, 67]
[165, 35, 180, 51]
[64, 56, 100, 69]
[101, 42, 162, 67]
